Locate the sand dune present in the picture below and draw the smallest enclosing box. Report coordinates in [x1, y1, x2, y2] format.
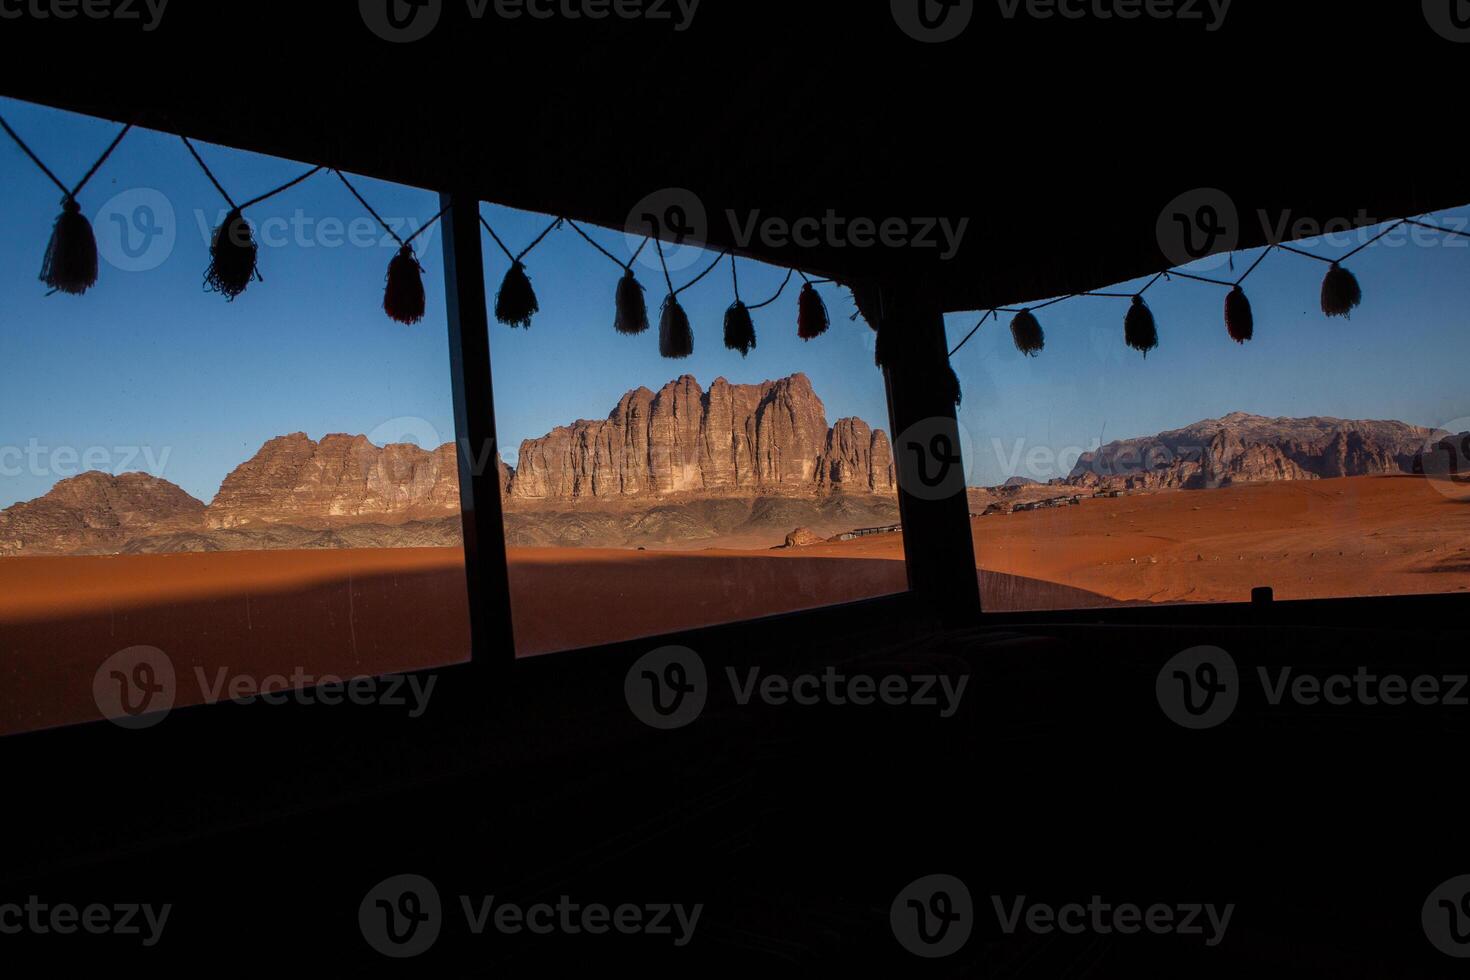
[5, 475, 1468, 735]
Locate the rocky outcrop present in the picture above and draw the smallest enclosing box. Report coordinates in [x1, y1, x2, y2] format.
[1068, 412, 1437, 491]
[207, 433, 461, 528]
[509, 373, 892, 501]
[0, 472, 206, 556]
[0, 374, 896, 555]
[818, 418, 896, 494]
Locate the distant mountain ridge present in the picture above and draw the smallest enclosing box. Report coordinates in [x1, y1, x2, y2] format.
[0, 373, 897, 556]
[1066, 412, 1440, 491]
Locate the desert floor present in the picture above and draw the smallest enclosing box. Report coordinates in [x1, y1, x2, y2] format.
[4, 475, 1467, 734]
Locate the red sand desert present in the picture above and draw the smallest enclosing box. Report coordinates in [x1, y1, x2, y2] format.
[4, 475, 1468, 734]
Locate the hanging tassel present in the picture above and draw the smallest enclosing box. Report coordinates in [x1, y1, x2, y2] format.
[874, 317, 898, 370]
[659, 294, 693, 358]
[496, 260, 539, 327]
[724, 300, 756, 357]
[797, 282, 829, 340]
[204, 208, 259, 301]
[614, 268, 649, 335]
[1320, 262, 1361, 319]
[40, 197, 99, 295]
[940, 362, 963, 407]
[1124, 295, 1159, 357]
[1010, 309, 1044, 356]
[383, 244, 427, 325]
[1224, 285, 1253, 344]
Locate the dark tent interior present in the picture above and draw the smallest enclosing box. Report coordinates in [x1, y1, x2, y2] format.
[2, 2, 1468, 973]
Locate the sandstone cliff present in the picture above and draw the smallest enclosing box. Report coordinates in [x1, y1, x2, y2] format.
[1068, 413, 1436, 491]
[207, 433, 462, 528]
[509, 373, 894, 501]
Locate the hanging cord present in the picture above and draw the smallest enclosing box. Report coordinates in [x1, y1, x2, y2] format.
[564, 218, 650, 271]
[947, 309, 996, 359]
[730, 254, 742, 302]
[747, 268, 795, 311]
[180, 135, 321, 212]
[650, 236, 729, 296]
[677, 248, 728, 295]
[333, 169, 449, 253]
[479, 213, 563, 265]
[1404, 217, 1470, 240]
[0, 114, 132, 202]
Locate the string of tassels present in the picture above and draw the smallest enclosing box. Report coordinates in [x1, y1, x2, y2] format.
[181, 136, 322, 301]
[480, 213, 563, 328]
[949, 209, 1470, 362]
[1, 117, 886, 373]
[334, 170, 449, 325]
[651, 239, 729, 359]
[565, 218, 651, 336]
[0, 113, 132, 296]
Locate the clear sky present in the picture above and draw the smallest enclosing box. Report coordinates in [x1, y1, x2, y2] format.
[0, 98, 887, 508]
[948, 204, 1470, 487]
[3, 97, 1468, 507]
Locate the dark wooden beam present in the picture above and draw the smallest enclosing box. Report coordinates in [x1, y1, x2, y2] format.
[440, 191, 517, 669]
[881, 277, 983, 627]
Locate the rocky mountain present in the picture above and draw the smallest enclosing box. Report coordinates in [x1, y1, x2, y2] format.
[508, 374, 894, 501]
[0, 374, 896, 556]
[1067, 412, 1439, 491]
[0, 472, 206, 556]
[207, 433, 462, 529]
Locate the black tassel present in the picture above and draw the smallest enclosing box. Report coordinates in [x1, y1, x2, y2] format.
[1320, 262, 1361, 319]
[797, 282, 829, 340]
[874, 319, 893, 369]
[614, 268, 649, 335]
[940, 362, 963, 408]
[40, 197, 99, 295]
[1010, 309, 1045, 356]
[496, 260, 539, 328]
[724, 300, 756, 357]
[204, 208, 259, 301]
[383, 244, 427, 325]
[1224, 285, 1253, 344]
[1124, 295, 1159, 357]
[659, 294, 693, 358]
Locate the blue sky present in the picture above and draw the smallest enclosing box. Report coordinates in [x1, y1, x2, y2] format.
[2, 97, 1468, 507]
[0, 98, 887, 507]
[948, 205, 1470, 486]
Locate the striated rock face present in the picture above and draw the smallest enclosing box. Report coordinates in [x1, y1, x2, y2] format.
[818, 418, 896, 494]
[1068, 412, 1437, 491]
[207, 433, 461, 528]
[0, 472, 206, 555]
[510, 374, 892, 501]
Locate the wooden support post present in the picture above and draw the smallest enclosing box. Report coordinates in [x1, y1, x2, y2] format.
[881, 276, 983, 627]
[440, 191, 517, 669]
